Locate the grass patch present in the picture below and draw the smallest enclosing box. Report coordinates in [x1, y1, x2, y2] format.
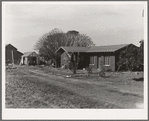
[6, 69, 121, 108]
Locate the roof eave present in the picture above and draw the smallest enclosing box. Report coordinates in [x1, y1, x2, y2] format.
[55, 47, 68, 53]
[6, 44, 17, 50]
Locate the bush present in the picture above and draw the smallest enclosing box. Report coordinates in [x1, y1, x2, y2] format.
[99, 69, 105, 77]
[86, 66, 92, 74]
[106, 69, 112, 72]
[39, 61, 46, 65]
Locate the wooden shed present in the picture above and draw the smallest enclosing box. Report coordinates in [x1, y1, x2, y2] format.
[5, 44, 23, 65]
[20, 52, 40, 65]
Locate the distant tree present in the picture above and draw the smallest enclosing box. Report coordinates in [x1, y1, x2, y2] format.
[67, 30, 79, 35]
[64, 30, 93, 47]
[34, 28, 94, 68]
[34, 28, 65, 67]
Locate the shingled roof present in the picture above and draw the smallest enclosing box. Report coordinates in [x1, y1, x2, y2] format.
[56, 44, 131, 53]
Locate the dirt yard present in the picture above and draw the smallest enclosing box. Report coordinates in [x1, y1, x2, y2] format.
[5, 65, 144, 108]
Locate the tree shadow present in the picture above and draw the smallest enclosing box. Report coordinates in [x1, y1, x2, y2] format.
[133, 78, 144, 81]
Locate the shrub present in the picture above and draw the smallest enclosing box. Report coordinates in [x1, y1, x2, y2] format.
[106, 69, 112, 72]
[86, 66, 92, 74]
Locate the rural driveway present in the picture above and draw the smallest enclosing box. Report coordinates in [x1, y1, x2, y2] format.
[26, 67, 143, 109]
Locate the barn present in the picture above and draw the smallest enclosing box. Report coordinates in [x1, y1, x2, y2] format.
[20, 52, 40, 65]
[5, 44, 23, 65]
[56, 44, 138, 71]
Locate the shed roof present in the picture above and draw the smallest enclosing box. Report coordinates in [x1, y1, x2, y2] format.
[5, 44, 17, 50]
[22, 52, 38, 57]
[17, 51, 23, 55]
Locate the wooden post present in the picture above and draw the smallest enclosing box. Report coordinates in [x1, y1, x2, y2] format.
[76, 52, 80, 70]
[11, 50, 14, 67]
[73, 54, 76, 74]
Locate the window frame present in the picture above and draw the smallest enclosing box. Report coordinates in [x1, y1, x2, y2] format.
[89, 56, 95, 65]
[104, 56, 110, 66]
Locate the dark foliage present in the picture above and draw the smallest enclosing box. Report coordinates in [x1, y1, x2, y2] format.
[117, 41, 144, 71]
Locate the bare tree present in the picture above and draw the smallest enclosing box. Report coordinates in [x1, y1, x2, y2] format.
[34, 28, 94, 67]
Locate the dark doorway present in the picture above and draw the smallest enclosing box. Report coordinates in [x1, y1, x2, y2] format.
[32, 57, 36, 65]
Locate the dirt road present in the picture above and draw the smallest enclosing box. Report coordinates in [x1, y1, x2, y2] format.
[6, 66, 143, 108]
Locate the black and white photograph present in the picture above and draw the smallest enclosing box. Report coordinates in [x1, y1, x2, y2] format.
[2, 1, 148, 120]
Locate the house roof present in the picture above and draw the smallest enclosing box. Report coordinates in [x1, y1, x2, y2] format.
[55, 46, 90, 53]
[86, 44, 129, 52]
[56, 44, 131, 53]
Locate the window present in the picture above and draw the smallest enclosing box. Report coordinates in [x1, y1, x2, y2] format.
[104, 56, 110, 66]
[90, 56, 95, 65]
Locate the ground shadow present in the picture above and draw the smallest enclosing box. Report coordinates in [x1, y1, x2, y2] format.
[133, 78, 144, 81]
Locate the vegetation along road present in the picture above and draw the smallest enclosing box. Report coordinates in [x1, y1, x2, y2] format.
[6, 66, 143, 108]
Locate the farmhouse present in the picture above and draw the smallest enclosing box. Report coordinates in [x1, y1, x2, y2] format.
[56, 44, 138, 71]
[20, 52, 40, 65]
[5, 44, 23, 65]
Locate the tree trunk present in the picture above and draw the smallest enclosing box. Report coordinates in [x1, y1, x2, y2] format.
[117, 65, 121, 72]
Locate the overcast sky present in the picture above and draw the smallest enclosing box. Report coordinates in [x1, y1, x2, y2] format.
[3, 2, 146, 53]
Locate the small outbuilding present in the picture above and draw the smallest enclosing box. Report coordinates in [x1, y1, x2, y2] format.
[20, 52, 40, 65]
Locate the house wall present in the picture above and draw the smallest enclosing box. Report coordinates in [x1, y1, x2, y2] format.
[60, 52, 120, 71]
[60, 52, 90, 69]
[17, 52, 23, 63]
[60, 52, 116, 71]
[87, 53, 116, 71]
[86, 46, 140, 71]
[101, 55, 115, 71]
[88, 54, 98, 69]
[61, 52, 70, 66]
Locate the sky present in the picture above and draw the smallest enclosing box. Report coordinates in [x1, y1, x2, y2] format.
[2, 2, 146, 53]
